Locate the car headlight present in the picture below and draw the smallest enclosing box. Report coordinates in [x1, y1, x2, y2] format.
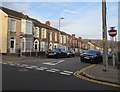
[90, 56, 95, 59]
[54, 52, 56, 54]
[67, 53, 70, 55]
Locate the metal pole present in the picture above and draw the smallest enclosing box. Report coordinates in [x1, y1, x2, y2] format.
[20, 39, 22, 57]
[59, 17, 64, 48]
[59, 19, 60, 48]
[112, 37, 115, 67]
[102, 0, 108, 71]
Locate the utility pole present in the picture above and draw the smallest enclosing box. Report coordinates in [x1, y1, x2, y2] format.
[102, 0, 108, 71]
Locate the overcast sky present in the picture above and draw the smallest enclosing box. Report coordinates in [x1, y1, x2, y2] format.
[1, 0, 119, 40]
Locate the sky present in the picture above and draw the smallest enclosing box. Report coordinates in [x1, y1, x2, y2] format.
[1, 0, 119, 41]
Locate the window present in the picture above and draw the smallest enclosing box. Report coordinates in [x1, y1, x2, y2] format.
[34, 27, 39, 38]
[22, 38, 33, 52]
[26, 21, 32, 34]
[41, 28, 46, 38]
[50, 32, 52, 41]
[9, 19, 15, 32]
[60, 35, 62, 43]
[40, 41, 45, 51]
[63, 35, 66, 44]
[55, 33, 57, 41]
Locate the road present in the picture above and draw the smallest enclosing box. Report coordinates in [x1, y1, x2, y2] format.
[2, 57, 119, 90]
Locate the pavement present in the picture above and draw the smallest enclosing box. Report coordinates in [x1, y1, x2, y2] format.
[1, 54, 120, 85]
[82, 64, 120, 85]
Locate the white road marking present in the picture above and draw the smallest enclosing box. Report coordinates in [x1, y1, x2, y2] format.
[60, 72, 71, 76]
[2, 63, 7, 65]
[51, 68, 59, 71]
[21, 64, 29, 67]
[46, 70, 56, 72]
[36, 68, 44, 71]
[9, 63, 16, 66]
[43, 60, 65, 65]
[43, 63, 55, 65]
[54, 60, 64, 65]
[30, 65, 38, 68]
[40, 67, 47, 69]
[63, 71, 73, 74]
[16, 64, 21, 66]
[25, 66, 34, 69]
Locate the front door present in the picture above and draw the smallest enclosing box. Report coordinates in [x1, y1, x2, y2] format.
[10, 37, 15, 53]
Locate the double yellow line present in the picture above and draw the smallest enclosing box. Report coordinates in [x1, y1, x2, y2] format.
[74, 64, 120, 88]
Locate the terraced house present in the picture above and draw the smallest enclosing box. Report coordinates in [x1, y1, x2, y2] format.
[1, 6, 97, 56]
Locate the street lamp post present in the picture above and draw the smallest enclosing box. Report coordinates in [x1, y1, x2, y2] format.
[59, 17, 64, 47]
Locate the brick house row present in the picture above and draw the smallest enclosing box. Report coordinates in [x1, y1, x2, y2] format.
[0, 7, 102, 56]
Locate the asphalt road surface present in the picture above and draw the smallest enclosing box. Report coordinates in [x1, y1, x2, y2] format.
[2, 63, 119, 90]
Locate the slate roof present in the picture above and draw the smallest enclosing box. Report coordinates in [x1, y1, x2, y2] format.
[0, 6, 27, 19]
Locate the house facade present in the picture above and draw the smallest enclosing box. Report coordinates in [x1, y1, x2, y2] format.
[1, 7, 102, 56]
[0, 9, 8, 53]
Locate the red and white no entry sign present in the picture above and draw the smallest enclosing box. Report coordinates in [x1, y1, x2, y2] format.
[108, 29, 117, 37]
[20, 33, 23, 39]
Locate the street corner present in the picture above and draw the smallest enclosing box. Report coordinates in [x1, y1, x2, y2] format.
[74, 64, 120, 88]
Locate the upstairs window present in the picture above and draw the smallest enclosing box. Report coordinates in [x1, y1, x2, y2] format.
[63, 35, 66, 44]
[26, 21, 32, 34]
[9, 19, 15, 32]
[55, 33, 57, 41]
[50, 32, 52, 41]
[41, 28, 46, 39]
[34, 27, 39, 38]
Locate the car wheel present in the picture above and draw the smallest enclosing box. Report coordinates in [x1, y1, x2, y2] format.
[81, 58, 85, 62]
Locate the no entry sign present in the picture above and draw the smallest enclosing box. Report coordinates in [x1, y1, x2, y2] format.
[108, 29, 117, 37]
[20, 33, 23, 39]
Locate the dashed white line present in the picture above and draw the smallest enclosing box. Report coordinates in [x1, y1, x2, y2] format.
[63, 71, 73, 74]
[30, 65, 38, 68]
[46, 70, 56, 72]
[60, 72, 71, 76]
[25, 66, 34, 69]
[9, 63, 16, 66]
[36, 68, 44, 71]
[21, 64, 29, 67]
[40, 67, 47, 69]
[51, 68, 59, 71]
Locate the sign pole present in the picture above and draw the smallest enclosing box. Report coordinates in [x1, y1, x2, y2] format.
[20, 39, 22, 57]
[108, 27, 117, 67]
[112, 37, 115, 67]
[20, 33, 23, 57]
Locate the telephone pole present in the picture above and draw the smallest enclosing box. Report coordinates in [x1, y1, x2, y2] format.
[102, 0, 108, 71]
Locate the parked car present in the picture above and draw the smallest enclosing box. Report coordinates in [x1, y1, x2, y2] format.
[66, 50, 75, 58]
[80, 50, 103, 64]
[46, 48, 67, 58]
[101, 52, 112, 59]
[108, 52, 112, 59]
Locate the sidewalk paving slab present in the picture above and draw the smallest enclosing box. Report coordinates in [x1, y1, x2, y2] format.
[83, 64, 120, 85]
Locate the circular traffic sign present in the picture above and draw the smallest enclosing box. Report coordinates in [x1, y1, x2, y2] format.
[108, 29, 117, 37]
[20, 34, 23, 39]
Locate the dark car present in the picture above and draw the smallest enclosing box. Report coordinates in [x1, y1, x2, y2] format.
[46, 48, 67, 58]
[66, 50, 75, 57]
[80, 50, 103, 64]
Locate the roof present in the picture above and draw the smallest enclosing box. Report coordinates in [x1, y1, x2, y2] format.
[0, 6, 27, 19]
